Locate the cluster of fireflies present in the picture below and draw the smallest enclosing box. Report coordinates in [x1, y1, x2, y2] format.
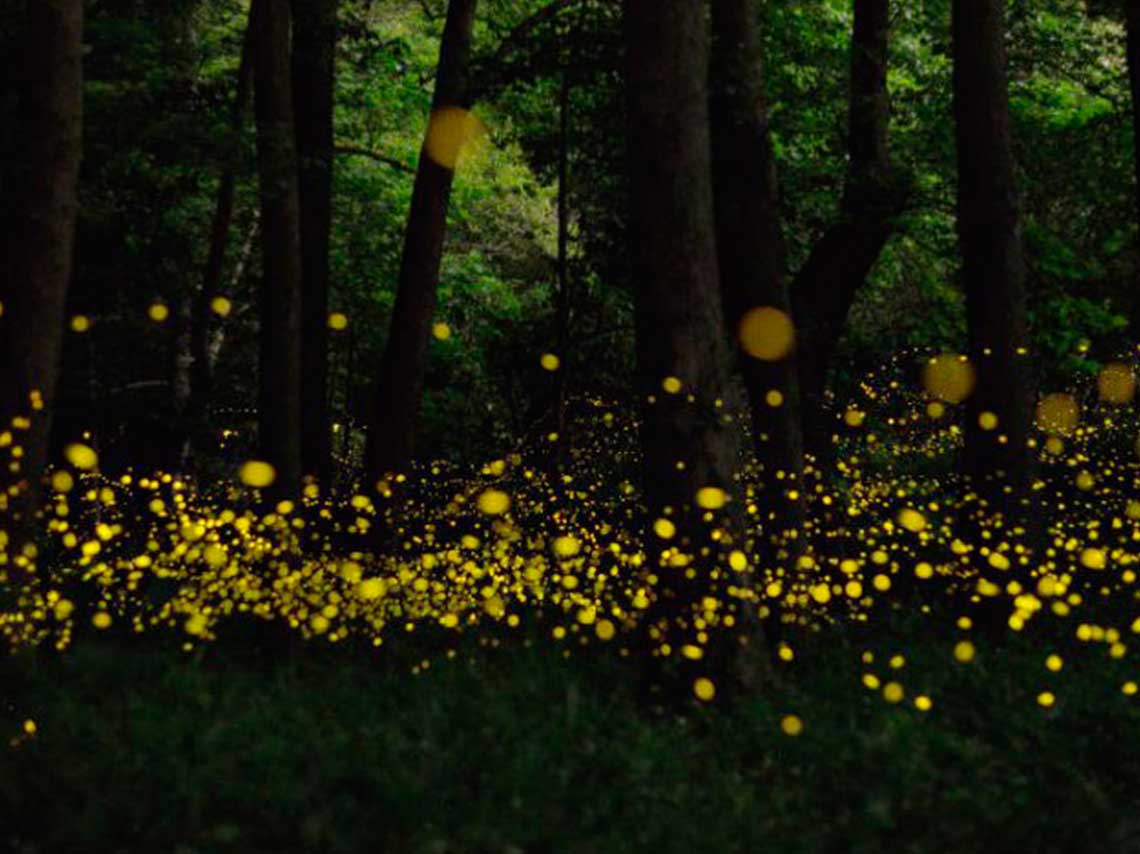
[6, 305, 1140, 727]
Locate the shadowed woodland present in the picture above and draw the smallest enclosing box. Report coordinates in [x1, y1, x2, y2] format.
[5, 0, 1140, 851]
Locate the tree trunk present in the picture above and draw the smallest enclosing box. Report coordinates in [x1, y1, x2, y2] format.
[292, 0, 338, 485]
[253, 0, 304, 493]
[182, 0, 260, 469]
[0, 0, 83, 540]
[550, 71, 572, 450]
[791, 0, 903, 457]
[625, 0, 753, 695]
[951, 0, 1032, 509]
[363, 0, 477, 481]
[709, 0, 805, 530]
[1125, 0, 1140, 330]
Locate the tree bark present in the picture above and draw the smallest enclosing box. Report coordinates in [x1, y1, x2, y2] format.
[709, 0, 805, 528]
[181, 0, 260, 469]
[292, 0, 338, 485]
[951, 0, 1032, 508]
[363, 0, 477, 481]
[552, 71, 572, 441]
[253, 0, 305, 493]
[625, 0, 752, 694]
[791, 0, 904, 457]
[1125, 0, 1140, 330]
[0, 0, 83, 539]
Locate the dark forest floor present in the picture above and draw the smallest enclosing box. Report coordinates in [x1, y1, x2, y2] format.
[3, 617, 1139, 854]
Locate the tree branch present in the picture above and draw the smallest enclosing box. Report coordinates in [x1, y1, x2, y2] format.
[334, 143, 416, 174]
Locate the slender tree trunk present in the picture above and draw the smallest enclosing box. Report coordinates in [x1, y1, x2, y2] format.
[1125, 0, 1140, 330]
[626, 0, 754, 696]
[292, 0, 338, 485]
[552, 71, 572, 442]
[253, 0, 304, 493]
[0, 0, 83, 540]
[709, 0, 805, 528]
[791, 0, 903, 457]
[181, 0, 260, 469]
[363, 0, 477, 481]
[951, 0, 1032, 509]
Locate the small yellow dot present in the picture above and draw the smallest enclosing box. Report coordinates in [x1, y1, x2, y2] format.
[64, 443, 98, 470]
[238, 460, 277, 488]
[693, 677, 716, 702]
[476, 489, 511, 515]
[954, 640, 975, 663]
[695, 486, 728, 510]
[780, 714, 803, 736]
[328, 312, 348, 331]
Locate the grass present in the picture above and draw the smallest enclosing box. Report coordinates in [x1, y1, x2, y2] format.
[4, 616, 1140, 854]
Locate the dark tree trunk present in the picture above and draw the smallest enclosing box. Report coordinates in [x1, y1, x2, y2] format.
[709, 0, 805, 527]
[951, 0, 1032, 508]
[625, 0, 754, 695]
[0, 0, 83, 538]
[292, 0, 338, 485]
[182, 0, 260, 468]
[791, 0, 904, 456]
[551, 71, 572, 448]
[253, 0, 305, 493]
[1126, 0, 1140, 329]
[363, 0, 477, 481]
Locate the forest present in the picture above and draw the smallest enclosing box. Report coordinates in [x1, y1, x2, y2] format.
[4, 0, 1140, 850]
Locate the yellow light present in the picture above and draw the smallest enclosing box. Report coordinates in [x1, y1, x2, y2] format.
[693, 677, 716, 701]
[780, 714, 804, 736]
[1035, 393, 1079, 436]
[898, 508, 927, 533]
[476, 489, 511, 515]
[695, 486, 728, 510]
[1098, 362, 1136, 404]
[738, 307, 795, 361]
[64, 443, 98, 471]
[424, 107, 486, 170]
[922, 354, 975, 403]
[238, 460, 277, 488]
[953, 640, 975, 663]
